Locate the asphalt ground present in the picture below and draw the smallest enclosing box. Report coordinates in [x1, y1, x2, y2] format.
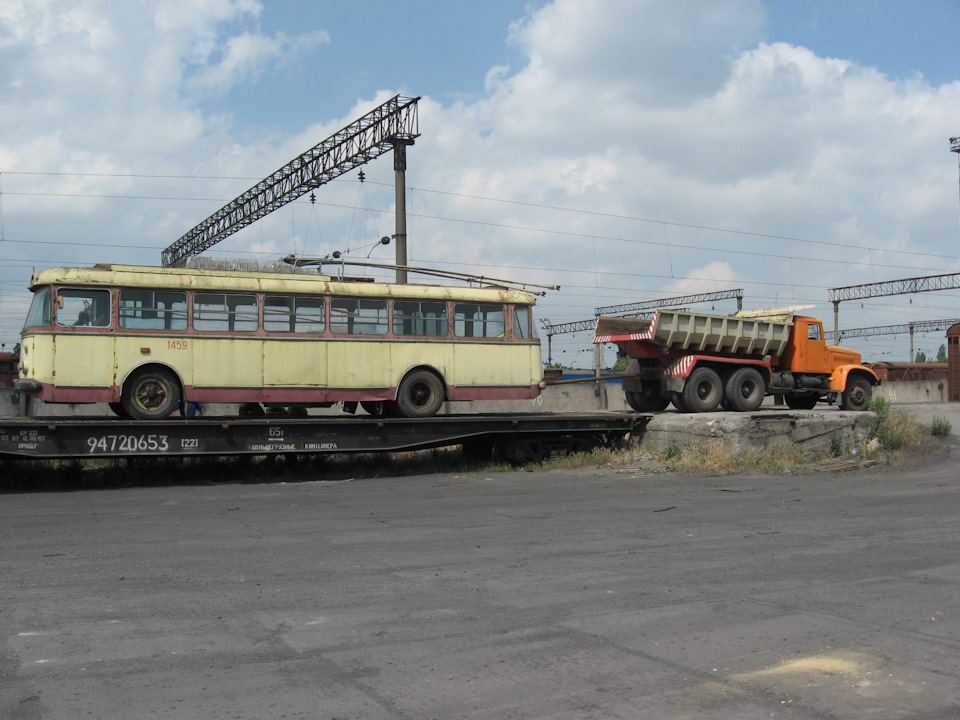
[2, 407, 960, 719]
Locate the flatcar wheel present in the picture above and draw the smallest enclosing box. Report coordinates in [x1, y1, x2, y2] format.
[122, 368, 181, 420]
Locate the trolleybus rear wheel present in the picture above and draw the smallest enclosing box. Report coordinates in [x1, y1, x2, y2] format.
[122, 368, 181, 420]
[395, 370, 444, 418]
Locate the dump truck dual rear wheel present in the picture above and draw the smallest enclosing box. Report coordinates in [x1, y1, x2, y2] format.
[682, 367, 723, 412]
[625, 381, 670, 412]
[723, 367, 765, 412]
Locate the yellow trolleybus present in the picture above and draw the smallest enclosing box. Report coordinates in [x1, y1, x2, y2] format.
[14, 264, 544, 420]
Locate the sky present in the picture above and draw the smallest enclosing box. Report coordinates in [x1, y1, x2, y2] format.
[1, 0, 960, 366]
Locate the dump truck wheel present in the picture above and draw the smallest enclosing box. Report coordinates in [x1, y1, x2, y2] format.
[682, 367, 723, 412]
[724, 367, 765, 412]
[625, 382, 669, 412]
[840, 376, 872, 411]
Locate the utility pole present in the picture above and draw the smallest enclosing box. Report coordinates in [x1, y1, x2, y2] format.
[392, 137, 414, 284]
[951, 137, 960, 231]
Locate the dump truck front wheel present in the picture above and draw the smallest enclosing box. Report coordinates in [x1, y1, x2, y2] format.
[840, 376, 872, 411]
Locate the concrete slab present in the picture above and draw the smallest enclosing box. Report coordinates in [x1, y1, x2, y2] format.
[636, 409, 876, 457]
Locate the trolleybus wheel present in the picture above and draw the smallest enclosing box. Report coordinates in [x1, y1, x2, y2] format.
[839, 376, 872, 412]
[724, 367, 765, 412]
[682, 366, 723, 413]
[109, 402, 131, 419]
[122, 368, 181, 420]
[395, 370, 444, 418]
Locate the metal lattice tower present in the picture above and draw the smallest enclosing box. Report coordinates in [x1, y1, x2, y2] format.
[162, 95, 420, 269]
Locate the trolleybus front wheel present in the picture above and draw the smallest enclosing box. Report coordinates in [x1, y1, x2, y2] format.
[122, 368, 181, 420]
[395, 370, 445, 418]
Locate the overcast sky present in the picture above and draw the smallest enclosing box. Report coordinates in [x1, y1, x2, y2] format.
[1, 0, 959, 365]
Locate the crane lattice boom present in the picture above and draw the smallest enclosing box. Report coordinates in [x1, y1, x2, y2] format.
[162, 95, 420, 267]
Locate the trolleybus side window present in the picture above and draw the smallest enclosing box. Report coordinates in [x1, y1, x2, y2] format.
[264, 296, 325, 333]
[119, 290, 188, 331]
[330, 298, 388, 335]
[194, 293, 258, 332]
[24, 288, 52, 328]
[393, 300, 448, 337]
[514, 305, 531, 339]
[454, 303, 504, 339]
[56, 288, 111, 327]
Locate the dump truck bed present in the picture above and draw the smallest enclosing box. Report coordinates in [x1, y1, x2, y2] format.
[594, 309, 793, 358]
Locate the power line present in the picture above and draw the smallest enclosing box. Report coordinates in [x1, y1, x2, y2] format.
[4, 173, 958, 264]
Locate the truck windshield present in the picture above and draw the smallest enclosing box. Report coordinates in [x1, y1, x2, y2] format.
[23, 287, 51, 328]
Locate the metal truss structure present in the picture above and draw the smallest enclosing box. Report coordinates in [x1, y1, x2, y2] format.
[828, 272, 960, 344]
[542, 288, 745, 338]
[838, 318, 960, 340]
[839, 317, 960, 360]
[594, 289, 743, 317]
[828, 273, 960, 304]
[540, 288, 744, 365]
[162, 95, 420, 268]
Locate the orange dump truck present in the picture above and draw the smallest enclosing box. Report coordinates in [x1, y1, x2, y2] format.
[593, 307, 879, 413]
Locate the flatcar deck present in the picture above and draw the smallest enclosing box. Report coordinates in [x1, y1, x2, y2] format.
[0, 412, 644, 462]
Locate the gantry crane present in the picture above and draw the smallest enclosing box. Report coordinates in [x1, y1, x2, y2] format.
[162, 95, 420, 282]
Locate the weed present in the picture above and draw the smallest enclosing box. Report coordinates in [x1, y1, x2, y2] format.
[661, 444, 683, 462]
[932, 416, 952, 438]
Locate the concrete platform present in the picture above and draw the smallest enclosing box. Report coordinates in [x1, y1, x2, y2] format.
[637, 408, 876, 458]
